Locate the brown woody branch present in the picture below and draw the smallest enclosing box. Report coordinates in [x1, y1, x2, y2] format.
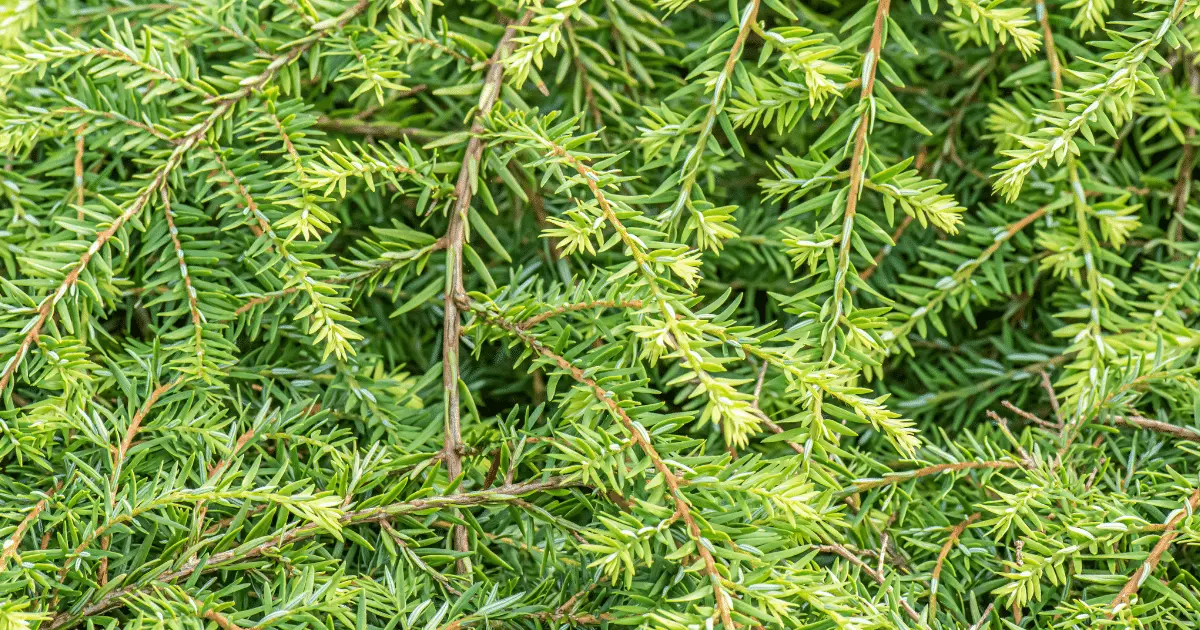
[439, 9, 534, 575]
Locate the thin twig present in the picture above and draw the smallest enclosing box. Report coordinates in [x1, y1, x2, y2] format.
[847, 460, 1020, 493]
[97, 377, 182, 585]
[1108, 488, 1200, 616]
[518, 299, 644, 329]
[928, 513, 979, 617]
[1108, 414, 1200, 442]
[0, 481, 62, 571]
[987, 410, 1035, 467]
[1173, 56, 1198, 244]
[813, 543, 921, 622]
[966, 603, 995, 630]
[1039, 370, 1063, 427]
[73, 124, 87, 218]
[1001, 400, 1057, 429]
[828, 0, 891, 349]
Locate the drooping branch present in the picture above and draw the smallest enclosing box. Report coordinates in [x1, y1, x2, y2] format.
[473, 303, 737, 628]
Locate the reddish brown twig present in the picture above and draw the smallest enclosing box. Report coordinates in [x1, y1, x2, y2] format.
[1039, 371, 1063, 427]
[967, 603, 995, 630]
[518, 299, 645, 329]
[849, 460, 1020, 493]
[1108, 415, 1200, 442]
[1001, 400, 1058, 429]
[73, 124, 87, 218]
[97, 378, 181, 585]
[193, 427, 258, 530]
[814, 543, 921, 622]
[233, 287, 303, 316]
[1109, 488, 1200, 616]
[0, 481, 62, 571]
[201, 607, 246, 630]
[829, 0, 890, 326]
[929, 513, 980, 617]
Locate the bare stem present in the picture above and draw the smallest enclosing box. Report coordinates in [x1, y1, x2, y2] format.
[439, 9, 533, 574]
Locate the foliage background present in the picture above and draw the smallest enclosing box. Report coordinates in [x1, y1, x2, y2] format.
[1, 0, 1200, 628]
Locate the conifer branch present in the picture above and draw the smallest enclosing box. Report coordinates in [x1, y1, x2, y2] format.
[993, 0, 1192, 198]
[828, 0, 891, 357]
[929, 513, 980, 617]
[812, 542, 921, 621]
[1108, 488, 1200, 616]
[666, 0, 761, 223]
[96, 377, 182, 585]
[886, 204, 1048, 343]
[518, 299, 645, 329]
[848, 460, 1020, 493]
[0, 480, 61, 571]
[1108, 415, 1200, 442]
[0, 171, 165, 395]
[72, 124, 86, 217]
[161, 188, 205, 364]
[0, 0, 369, 394]
[440, 9, 533, 573]
[6, 1, 1200, 628]
[42, 476, 580, 630]
[1037, 0, 1106, 387]
[233, 287, 304, 316]
[473, 304, 737, 629]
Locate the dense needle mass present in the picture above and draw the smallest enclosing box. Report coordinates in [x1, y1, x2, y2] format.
[1, 0, 1200, 628]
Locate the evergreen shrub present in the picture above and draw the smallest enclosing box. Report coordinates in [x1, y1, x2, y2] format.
[2, 0, 1200, 627]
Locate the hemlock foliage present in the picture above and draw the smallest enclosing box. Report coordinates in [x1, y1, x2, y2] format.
[3, 0, 1200, 627]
